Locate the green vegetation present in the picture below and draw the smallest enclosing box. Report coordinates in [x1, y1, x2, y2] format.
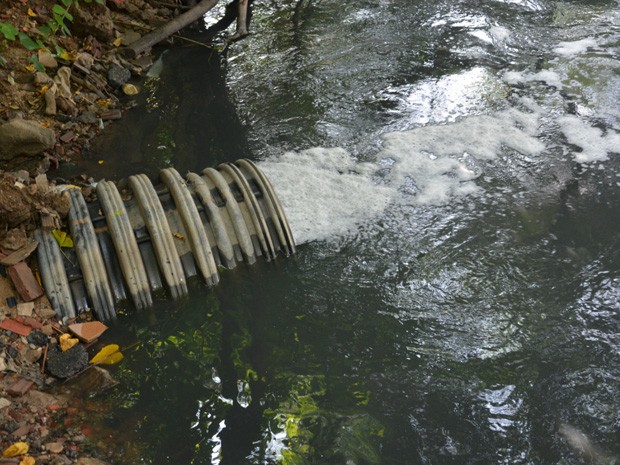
[0, 0, 103, 67]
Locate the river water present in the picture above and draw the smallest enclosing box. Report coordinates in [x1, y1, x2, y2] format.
[84, 0, 620, 464]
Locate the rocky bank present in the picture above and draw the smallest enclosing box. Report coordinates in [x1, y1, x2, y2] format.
[0, 0, 212, 462]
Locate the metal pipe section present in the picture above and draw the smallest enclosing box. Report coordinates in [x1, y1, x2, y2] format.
[35, 160, 296, 320]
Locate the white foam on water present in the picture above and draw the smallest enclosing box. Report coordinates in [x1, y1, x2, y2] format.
[259, 147, 393, 245]
[260, 104, 546, 244]
[502, 69, 564, 89]
[256, 19, 619, 246]
[553, 38, 598, 57]
[558, 115, 620, 163]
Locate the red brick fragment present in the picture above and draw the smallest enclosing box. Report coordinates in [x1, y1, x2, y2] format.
[7, 378, 35, 397]
[7, 261, 44, 302]
[47, 402, 61, 411]
[15, 316, 44, 330]
[68, 321, 108, 343]
[0, 318, 32, 337]
[59, 131, 76, 143]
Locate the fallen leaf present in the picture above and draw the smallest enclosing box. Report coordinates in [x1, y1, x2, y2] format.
[90, 344, 124, 365]
[52, 229, 74, 248]
[98, 160, 104, 165]
[20, 456, 35, 465]
[57, 50, 77, 61]
[122, 83, 138, 95]
[59, 333, 79, 352]
[3, 442, 29, 457]
[27, 8, 37, 17]
[173, 233, 185, 241]
[112, 36, 123, 47]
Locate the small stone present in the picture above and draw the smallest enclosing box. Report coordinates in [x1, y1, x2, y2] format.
[41, 324, 54, 336]
[76, 457, 113, 465]
[13, 170, 30, 182]
[77, 111, 99, 125]
[27, 330, 49, 347]
[7, 378, 34, 396]
[122, 30, 141, 45]
[34, 71, 53, 85]
[21, 346, 42, 364]
[121, 83, 138, 95]
[36, 306, 57, 319]
[10, 423, 32, 438]
[106, 64, 130, 88]
[16, 302, 34, 317]
[45, 442, 64, 454]
[0, 397, 11, 410]
[35, 173, 49, 192]
[38, 50, 58, 69]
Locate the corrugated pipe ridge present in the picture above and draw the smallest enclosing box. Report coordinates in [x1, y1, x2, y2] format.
[35, 160, 296, 321]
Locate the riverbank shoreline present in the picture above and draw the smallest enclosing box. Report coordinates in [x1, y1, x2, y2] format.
[0, 0, 205, 462]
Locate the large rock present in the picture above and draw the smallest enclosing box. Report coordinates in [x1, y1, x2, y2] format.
[46, 344, 88, 379]
[0, 119, 55, 160]
[107, 64, 131, 89]
[71, 3, 115, 42]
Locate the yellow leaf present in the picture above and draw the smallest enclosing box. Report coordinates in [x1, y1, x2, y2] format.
[57, 50, 77, 61]
[98, 160, 104, 165]
[38, 85, 49, 95]
[113, 37, 123, 47]
[59, 333, 79, 352]
[52, 229, 74, 248]
[173, 233, 185, 241]
[25, 64, 35, 73]
[90, 344, 124, 365]
[20, 456, 35, 465]
[3, 442, 29, 458]
[27, 8, 37, 17]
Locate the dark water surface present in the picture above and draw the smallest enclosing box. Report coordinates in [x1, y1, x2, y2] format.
[83, 0, 620, 464]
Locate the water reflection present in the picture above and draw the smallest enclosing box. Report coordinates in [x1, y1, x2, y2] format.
[81, 47, 249, 181]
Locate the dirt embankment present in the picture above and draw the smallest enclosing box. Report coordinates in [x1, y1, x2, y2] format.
[0, 0, 184, 232]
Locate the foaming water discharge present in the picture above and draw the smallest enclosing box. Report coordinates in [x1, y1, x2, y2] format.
[259, 101, 545, 245]
[35, 160, 295, 321]
[260, 92, 619, 245]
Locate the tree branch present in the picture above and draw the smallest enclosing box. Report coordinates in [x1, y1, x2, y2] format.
[122, 0, 219, 58]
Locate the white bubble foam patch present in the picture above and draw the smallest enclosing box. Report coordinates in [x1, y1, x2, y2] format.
[558, 115, 620, 163]
[259, 106, 545, 244]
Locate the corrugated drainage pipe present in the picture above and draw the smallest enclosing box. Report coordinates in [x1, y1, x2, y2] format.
[35, 159, 295, 321]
